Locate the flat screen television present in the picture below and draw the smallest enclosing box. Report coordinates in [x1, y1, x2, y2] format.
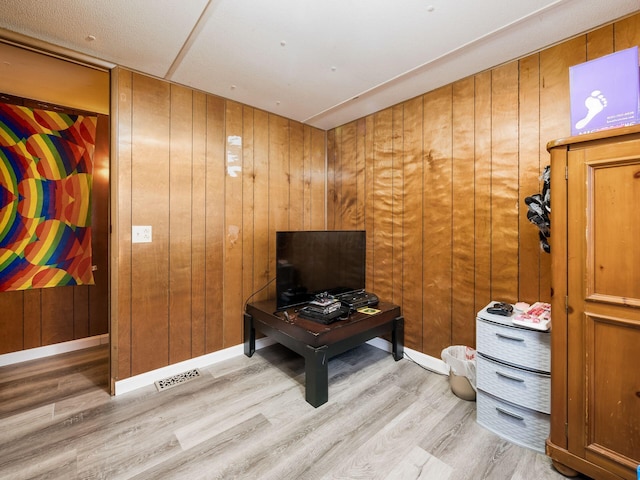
[276, 230, 366, 310]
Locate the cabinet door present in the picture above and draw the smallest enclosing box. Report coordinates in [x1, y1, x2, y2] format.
[567, 139, 640, 477]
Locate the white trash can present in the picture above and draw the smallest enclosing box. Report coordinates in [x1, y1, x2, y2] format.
[441, 345, 477, 401]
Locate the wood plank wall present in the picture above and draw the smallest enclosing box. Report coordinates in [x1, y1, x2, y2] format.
[327, 13, 640, 357]
[0, 96, 109, 355]
[113, 69, 326, 379]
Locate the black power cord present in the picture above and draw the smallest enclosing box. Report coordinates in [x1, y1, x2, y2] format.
[243, 277, 275, 311]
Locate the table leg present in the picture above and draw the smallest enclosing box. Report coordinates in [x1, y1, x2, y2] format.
[392, 316, 404, 361]
[244, 312, 255, 357]
[305, 344, 329, 407]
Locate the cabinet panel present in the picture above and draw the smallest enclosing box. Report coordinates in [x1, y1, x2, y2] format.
[586, 312, 640, 467]
[589, 160, 640, 303]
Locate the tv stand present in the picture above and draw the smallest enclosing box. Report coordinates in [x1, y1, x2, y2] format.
[244, 299, 403, 407]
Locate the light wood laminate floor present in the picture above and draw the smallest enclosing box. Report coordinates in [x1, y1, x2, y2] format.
[0, 342, 583, 479]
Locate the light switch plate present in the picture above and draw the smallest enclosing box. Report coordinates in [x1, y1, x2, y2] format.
[132, 225, 152, 243]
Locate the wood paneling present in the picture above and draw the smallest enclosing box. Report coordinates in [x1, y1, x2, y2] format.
[490, 62, 519, 303]
[310, 126, 326, 231]
[90, 114, 110, 337]
[241, 106, 256, 316]
[289, 122, 305, 231]
[391, 105, 404, 308]
[474, 71, 492, 316]
[252, 110, 271, 303]
[169, 84, 194, 364]
[22, 290, 41, 350]
[224, 101, 244, 347]
[112, 71, 326, 379]
[268, 115, 290, 301]
[355, 119, 366, 231]
[401, 97, 424, 351]
[116, 68, 133, 380]
[326, 129, 337, 230]
[451, 77, 476, 348]
[518, 54, 542, 303]
[340, 121, 358, 230]
[130, 73, 171, 376]
[327, 14, 640, 358]
[302, 126, 313, 231]
[73, 287, 89, 339]
[0, 292, 23, 354]
[539, 36, 585, 304]
[423, 86, 453, 355]
[191, 91, 208, 358]
[329, 127, 342, 230]
[614, 13, 640, 50]
[204, 95, 225, 354]
[587, 25, 614, 59]
[41, 288, 75, 345]
[372, 109, 394, 301]
[364, 116, 375, 289]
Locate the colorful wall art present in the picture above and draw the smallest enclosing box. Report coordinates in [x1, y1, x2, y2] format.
[0, 103, 97, 291]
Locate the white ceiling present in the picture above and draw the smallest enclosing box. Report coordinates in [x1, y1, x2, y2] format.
[0, 0, 638, 130]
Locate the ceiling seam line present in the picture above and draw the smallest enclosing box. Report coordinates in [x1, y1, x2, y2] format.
[164, 0, 218, 80]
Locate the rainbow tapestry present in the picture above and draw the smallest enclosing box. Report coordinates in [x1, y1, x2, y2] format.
[0, 103, 97, 291]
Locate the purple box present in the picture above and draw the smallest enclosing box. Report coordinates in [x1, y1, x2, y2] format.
[569, 46, 640, 136]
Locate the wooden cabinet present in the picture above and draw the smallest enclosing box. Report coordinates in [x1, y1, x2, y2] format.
[547, 126, 640, 480]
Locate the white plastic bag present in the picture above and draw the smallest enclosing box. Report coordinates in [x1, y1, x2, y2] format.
[441, 345, 477, 390]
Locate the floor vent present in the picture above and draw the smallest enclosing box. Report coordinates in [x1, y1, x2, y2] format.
[155, 369, 201, 392]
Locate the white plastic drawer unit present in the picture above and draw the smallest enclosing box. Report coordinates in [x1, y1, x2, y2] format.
[475, 302, 551, 453]
[476, 354, 550, 414]
[476, 316, 550, 372]
[476, 390, 550, 454]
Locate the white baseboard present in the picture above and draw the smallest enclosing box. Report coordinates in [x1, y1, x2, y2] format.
[2, 332, 446, 395]
[402, 346, 449, 375]
[0, 334, 110, 367]
[366, 337, 448, 375]
[114, 337, 276, 396]
[114, 336, 447, 396]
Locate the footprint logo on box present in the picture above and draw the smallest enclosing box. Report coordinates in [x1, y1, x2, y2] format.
[575, 90, 607, 130]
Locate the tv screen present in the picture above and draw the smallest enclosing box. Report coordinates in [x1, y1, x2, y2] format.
[276, 230, 366, 310]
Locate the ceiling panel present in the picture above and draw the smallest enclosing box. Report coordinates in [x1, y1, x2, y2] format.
[0, 0, 209, 77]
[0, 0, 638, 129]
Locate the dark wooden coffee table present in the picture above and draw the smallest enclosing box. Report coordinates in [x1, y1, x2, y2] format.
[244, 299, 403, 407]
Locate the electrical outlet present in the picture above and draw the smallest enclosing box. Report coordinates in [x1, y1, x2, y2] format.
[132, 225, 152, 243]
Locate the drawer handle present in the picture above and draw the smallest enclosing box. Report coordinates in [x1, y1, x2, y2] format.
[496, 371, 525, 382]
[495, 407, 524, 421]
[495, 333, 524, 342]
